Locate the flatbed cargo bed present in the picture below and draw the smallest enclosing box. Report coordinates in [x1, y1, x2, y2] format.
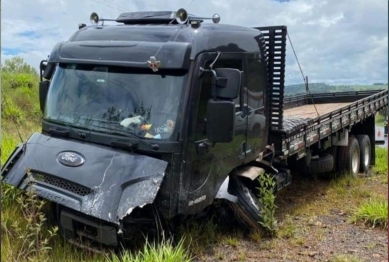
[284, 102, 351, 119]
[269, 89, 388, 158]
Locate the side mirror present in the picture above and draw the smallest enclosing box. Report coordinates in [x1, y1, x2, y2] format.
[206, 99, 235, 143]
[42, 62, 56, 80]
[212, 68, 242, 100]
[39, 80, 50, 113]
[39, 60, 47, 81]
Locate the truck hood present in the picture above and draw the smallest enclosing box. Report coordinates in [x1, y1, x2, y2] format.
[1, 132, 168, 224]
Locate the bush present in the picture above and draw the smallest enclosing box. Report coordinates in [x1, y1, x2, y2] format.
[1, 71, 42, 124]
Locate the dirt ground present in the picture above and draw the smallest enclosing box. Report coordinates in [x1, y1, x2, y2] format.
[192, 171, 388, 262]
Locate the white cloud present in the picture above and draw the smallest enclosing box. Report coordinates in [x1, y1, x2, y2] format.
[1, 0, 388, 85]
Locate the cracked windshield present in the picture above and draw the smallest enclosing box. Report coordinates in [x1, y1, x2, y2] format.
[44, 64, 186, 140]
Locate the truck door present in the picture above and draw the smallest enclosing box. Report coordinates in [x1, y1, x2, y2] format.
[182, 52, 248, 213]
[245, 53, 268, 158]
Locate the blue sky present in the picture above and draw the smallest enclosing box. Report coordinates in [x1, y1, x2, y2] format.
[1, 0, 388, 85]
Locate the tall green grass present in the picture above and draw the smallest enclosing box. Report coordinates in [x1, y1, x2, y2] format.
[350, 197, 388, 229]
[373, 147, 388, 175]
[106, 238, 192, 262]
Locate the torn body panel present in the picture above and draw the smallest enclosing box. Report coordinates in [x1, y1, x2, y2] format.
[1, 132, 168, 224]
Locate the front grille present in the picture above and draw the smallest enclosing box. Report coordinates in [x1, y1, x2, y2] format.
[32, 173, 92, 196]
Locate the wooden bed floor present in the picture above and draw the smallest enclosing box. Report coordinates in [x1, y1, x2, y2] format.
[284, 102, 352, 119]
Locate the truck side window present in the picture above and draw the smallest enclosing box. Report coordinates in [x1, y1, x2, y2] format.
[246, 58, 266, 113]
[194, 58, 243, 141]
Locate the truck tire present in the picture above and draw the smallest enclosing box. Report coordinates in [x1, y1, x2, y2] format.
[228, 176, 263, 232]
[356, 135, 371, 173]
[310, 154, 334, 174]
[337, 137, 360, 177]
[319, 146, 339, 179]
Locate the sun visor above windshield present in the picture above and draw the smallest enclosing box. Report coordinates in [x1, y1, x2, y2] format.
[47, 41, 192, 70]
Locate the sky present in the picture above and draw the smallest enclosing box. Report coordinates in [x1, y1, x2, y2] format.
[1, 0, 388, 85]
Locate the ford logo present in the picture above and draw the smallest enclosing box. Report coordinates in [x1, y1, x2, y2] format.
[57, 152, 85, 167]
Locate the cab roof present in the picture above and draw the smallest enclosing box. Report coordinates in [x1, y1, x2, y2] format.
[69, 22, 266, 58]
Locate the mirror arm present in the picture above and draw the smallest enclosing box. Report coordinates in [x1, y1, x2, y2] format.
[209, 51, 221, 69]
[210, 69, 218, 100]
[198, 67, 205, 78]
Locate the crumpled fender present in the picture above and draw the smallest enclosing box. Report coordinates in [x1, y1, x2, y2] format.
[1, 132, 168, 224]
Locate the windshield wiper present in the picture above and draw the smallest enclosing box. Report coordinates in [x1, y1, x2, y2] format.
[46, 120, 90, 139]
[95, 126, 160, 151]
[110, 139, 138, 150]
[48, 127, 70, 137]
[47, 118, 160, 151]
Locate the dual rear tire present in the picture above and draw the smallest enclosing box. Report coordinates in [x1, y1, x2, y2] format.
[332, 135, 371, 177]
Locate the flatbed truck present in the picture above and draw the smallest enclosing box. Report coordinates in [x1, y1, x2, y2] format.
[1, 8, 388, 249]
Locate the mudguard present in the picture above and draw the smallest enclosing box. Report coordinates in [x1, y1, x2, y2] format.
[1, 132, 168, 224]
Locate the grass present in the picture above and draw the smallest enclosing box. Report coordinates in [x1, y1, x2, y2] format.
[106, 238, 192, 262]
[375, 113, 387, 127]
[373, 147, 388, 175]
[276, 215, 296, 239]
[225, 236, 239, 247]
[329, 254, 363, 262]
[350, 197, 388, 229]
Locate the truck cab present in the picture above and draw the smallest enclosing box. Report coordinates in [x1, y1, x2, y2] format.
[2, 9, 284, 247]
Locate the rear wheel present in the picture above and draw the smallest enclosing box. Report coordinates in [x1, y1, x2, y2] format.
[227, 176, 263, 232]
[356, 135, 371, 173]
[337, 137, 360, 177]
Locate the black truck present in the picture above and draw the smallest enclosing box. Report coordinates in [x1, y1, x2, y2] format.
[2, 9, 388, 248]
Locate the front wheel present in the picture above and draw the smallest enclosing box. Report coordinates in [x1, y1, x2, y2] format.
[227, 176, 263, 232]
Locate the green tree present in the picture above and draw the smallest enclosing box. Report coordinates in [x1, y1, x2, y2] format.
[2, 56, 38, 76]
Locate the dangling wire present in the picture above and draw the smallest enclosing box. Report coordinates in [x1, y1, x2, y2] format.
[287, 32, 319, 117]
[90, 0, 131, 12]
[187, 0, 196, 8]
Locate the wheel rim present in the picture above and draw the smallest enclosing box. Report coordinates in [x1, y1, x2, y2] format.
[364, 145, 370, 167]
[352, 149, 359, 174]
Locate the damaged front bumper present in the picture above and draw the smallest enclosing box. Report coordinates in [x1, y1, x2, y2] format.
[1, 132, 168, 246]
